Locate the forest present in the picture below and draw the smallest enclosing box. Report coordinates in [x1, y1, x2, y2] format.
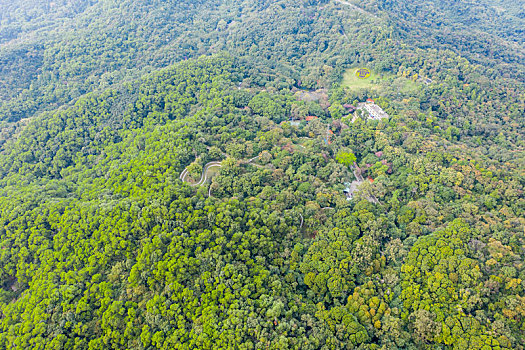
[0, 0, 524, 349]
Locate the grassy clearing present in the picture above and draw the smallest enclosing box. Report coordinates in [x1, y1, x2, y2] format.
[341, 67, 394, 90]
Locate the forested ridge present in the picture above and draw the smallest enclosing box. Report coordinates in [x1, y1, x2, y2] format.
[0, 0, 524, 349]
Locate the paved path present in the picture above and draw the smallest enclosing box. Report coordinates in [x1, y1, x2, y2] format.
[246, 155, 260, 163]
[196, 162, 222, 186]
[179, 167, 189, 181]
[181, 161, 222, 187]
[180, 152, 264, 188]
[348, 164, 379, 204]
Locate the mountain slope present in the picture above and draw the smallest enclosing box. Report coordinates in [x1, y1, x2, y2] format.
[0, 1, 524, 349]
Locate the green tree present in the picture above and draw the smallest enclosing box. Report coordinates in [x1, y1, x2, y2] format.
[336, 151, 357, 168]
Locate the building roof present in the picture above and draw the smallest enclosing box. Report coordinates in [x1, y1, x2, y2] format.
[305, 116, 318, 121]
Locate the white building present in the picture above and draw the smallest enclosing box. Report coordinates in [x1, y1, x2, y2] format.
[356, 99, 389, 120]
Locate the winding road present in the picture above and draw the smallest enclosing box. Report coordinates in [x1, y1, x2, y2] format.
[180, 152, 265, 188]
[180, 161, 222, 187]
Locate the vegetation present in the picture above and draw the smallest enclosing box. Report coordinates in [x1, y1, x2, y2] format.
[336, 151, 357, 167]
[0, 0, 523, 349]
[341, 68, 392, 91]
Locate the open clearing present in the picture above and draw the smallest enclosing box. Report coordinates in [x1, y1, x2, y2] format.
[341, 67, 394, 90]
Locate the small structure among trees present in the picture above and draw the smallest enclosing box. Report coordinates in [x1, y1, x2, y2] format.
[356, 99, 389, 120]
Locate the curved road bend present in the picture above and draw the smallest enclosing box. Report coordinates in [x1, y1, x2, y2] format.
[181, 161, 222, 187]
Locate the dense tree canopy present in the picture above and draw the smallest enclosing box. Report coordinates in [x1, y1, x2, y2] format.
[0, 0, 523, 349]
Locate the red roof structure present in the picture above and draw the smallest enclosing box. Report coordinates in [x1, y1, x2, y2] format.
[366, 98, 375, 103]
[325, 129, 334, 145]
[305, 116, 318, 122]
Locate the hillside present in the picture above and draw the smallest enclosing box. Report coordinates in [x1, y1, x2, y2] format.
[0, 1, 524, 349]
